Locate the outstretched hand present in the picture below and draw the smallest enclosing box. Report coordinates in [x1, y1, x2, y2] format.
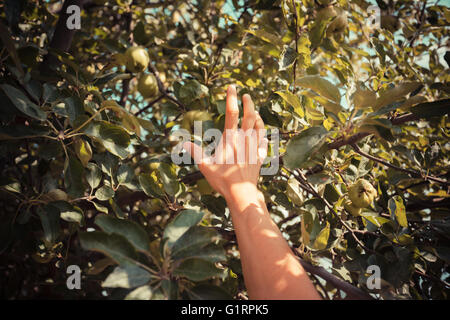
[183, 85, 268, 200]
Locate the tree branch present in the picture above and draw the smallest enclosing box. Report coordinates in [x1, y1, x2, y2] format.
[40, 0, 86, 74]
[327, 113, 419, 150]
[351, 144, 449, 186]
[293, 169, 375, 254]
[134, 94, 165, 116]
[295, 253, 374, 300]
[147, 62, 186, 112]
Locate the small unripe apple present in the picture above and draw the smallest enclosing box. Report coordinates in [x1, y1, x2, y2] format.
[125, 46, 150, 73]
[181, 110, 213, 133]
[138, 73, 158, 99]
[344, 199, 361, 217]
[348, 179, 377, 208]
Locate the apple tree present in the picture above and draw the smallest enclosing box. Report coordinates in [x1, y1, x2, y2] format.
[0, 0, 449, 299]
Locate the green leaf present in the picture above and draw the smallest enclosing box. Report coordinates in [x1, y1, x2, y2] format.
[86, 162, 102, 190]
[284, 126, 329, 169]
[74, 139, 92, 167]
[373, 82, 421, 110]
[410, 99, 450, 119]
[388, 195, 407, 227]
[163, 209, 204, 248]
[278, 46, 297, 71]
[109, 198, 126, 219]
[161, 279, 178, 300]
[435, 247, 450, 263]
[296, 76, 341, 103]
[42, 83, 62, 104]
[361, 215, 391, 228]
[173, 258, 225, 281]
[84, 121, 130, 159]
[92, 201, 109, 214]
[79, 231, 138, 266]
[187, 284, 232, 300]
[102, 265, 151, 289]
[177, 79, 209, 104]
[139, 173, 164, 197]
[0, 124, 50, 140]
[0, 84, 46, 120]
[0, 22, 24, 75]
[117, 164, 134, 184]
[37, 204, 61, 244]
[158, 163, 180, 197]
[175, 242, 226, 263]
[95, 214, 150, 252]
[94, 72, 129, 87]
[200, 195, 226, 216]
[125, 285, 153, 300]
[300, 211, 313, 246]
[63, 96, 85, 125]
[65, 156, 85, 198]
[276, 90, 304, 117]
[309, 16, 332, 49]
[312, 222, 330, 250]
[246, 28, 284, 48]
[95, 185, 115, 201]
[171, 226, 222, 261]
[49, 201, 84, 225]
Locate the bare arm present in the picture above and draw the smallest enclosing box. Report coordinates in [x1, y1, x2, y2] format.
[184, 85, 320, 300]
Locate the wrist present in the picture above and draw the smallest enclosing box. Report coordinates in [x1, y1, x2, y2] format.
[224, 182, 265, 214]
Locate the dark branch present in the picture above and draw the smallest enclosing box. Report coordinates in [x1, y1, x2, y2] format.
[351, 144, 449, 186]
[40, 0, 86, 74]
[328, 113, 419, 150]
[147, 62, 186, 111]
[295, 253, 374, 300]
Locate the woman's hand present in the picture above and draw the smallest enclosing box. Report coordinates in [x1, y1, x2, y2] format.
[183, 85, 268, 201]
[184, 85, 320, 300]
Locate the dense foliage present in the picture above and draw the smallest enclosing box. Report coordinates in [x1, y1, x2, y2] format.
[0, 0, 449, 300]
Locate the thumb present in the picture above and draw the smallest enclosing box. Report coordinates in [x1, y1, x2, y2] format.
[183, 141, 204, 165]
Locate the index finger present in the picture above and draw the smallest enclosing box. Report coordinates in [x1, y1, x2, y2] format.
[224, 85, 240, 131]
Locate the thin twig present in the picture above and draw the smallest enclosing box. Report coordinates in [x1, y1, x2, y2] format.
[294, 169, 375, 253]
[134, 95, 165, 116]
[147, 63, 186, 112]
[291, 0, 299, 92]
[351, 144, 449, 186]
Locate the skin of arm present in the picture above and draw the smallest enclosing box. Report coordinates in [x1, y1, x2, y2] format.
[183, 85, 321, 300]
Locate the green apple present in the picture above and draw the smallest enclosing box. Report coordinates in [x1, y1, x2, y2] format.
[344, 199, 361, 217]
[348, 179, 377, 208]
[125, 46, 150, 73]
[138, 73, 158, 99]
[181, 110, 213, 133]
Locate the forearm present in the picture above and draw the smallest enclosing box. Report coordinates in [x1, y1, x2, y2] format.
[225, 183, 321, 300]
